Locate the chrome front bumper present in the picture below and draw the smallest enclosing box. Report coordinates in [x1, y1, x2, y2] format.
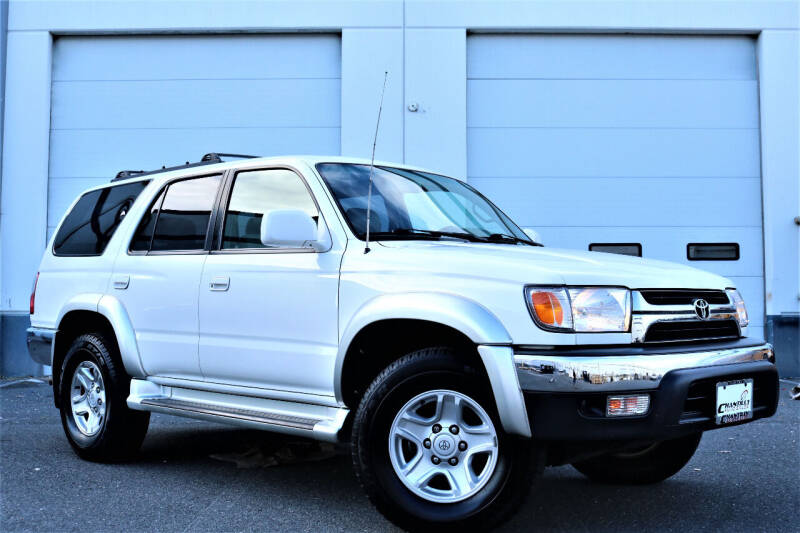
[27, 327, 55, 366]
[515, 341, 774, 393]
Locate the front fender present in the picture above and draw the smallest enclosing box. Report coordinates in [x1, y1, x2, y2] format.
[334, 292, 512, 401]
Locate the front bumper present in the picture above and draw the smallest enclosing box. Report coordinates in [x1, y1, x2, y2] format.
[27, 327, 55, 366]
[514, 339, 778, 441]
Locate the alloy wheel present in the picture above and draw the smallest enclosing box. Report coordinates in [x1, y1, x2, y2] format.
[388, 389, 499, 503]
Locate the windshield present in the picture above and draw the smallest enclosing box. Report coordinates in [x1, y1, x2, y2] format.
[316, 163, 533, 244]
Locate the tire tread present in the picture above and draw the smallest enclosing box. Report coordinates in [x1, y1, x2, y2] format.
[351, 346, 537, 531]
[59, 331, 149, 462]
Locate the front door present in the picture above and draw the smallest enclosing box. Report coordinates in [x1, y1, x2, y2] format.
[198, 168, 341, 398]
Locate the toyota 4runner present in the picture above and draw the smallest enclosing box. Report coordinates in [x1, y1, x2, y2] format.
[27, 154, 779, 531]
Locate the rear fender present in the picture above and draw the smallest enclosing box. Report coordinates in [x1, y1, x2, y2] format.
[56, 294, 145, 378]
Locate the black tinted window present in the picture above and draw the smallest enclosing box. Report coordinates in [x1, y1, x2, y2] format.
[129, 189, 165, 252]
[53, 181, 149, 256]
[589, 243, 642, 257]
[146, 175, 221, 252]
[687, 243, 740, 261]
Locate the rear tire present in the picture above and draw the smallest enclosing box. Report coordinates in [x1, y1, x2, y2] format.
[571, 433, 702, 485]
[351, 347, 537, 532]
[58, 332, 150, 462]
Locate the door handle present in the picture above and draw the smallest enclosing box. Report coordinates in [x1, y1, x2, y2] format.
[113, 275, 130, 290]
[209, 276, 230, 291]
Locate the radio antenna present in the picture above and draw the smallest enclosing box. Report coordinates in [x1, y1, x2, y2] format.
[364, 71, 388, 254]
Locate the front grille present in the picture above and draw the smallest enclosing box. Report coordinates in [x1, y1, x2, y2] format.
[644, 319, 740, 343]
[639, 289, 729, 305]
[680, 373, 773, 424]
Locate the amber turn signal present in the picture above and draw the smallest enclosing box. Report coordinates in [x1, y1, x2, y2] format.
[530, 291, 564, 326]
[526, 287, 573, 330]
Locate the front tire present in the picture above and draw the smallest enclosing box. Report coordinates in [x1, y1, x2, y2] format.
[351, 347, 536, 531]
[571, 433, 702, 485]
[59, 332, 150, 462]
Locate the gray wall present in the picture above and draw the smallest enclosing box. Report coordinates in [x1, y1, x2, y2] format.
[0, 0, 798, 377]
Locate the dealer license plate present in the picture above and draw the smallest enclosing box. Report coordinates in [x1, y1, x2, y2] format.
[715, 378, 753, 425]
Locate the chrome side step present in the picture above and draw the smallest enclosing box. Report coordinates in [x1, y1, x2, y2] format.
[139, 398, 319, 430]
[127, 379, 348, 442]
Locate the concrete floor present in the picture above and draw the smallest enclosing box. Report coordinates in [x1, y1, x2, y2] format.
[1, 380, 798, 532]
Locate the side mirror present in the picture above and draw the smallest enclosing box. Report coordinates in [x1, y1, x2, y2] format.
[260, 210, 329, 251]
[523, 228, 542, 244]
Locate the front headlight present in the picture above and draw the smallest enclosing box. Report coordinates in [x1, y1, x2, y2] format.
[525, 286, 631, 332]
[726, 288, 749, 327]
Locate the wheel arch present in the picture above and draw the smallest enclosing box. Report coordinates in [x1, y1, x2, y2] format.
[52, 295, 144, 407]
[335, 293, 513, 408]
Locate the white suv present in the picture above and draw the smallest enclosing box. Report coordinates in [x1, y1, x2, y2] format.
[27, 154, 778, 530]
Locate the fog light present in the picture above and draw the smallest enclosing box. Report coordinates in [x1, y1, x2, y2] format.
[606, 394, 650, 417]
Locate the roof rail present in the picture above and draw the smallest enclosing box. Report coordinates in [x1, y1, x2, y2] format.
[115, 170, 145, 180]
[111, 153, 259, 182]
[201, 153, 259, 162]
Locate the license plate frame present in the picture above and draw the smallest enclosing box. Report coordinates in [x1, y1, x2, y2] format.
[715, 378, 753, 425]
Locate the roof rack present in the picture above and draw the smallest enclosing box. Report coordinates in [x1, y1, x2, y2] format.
[111, 153, 259, 182]
[201, 153, 259, 162]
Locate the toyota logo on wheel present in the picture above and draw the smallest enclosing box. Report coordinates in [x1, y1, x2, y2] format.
[693, 298, 710, 320]
[438, 440, 451, 451]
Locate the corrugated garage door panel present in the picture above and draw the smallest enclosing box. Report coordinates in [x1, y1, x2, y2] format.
[467, 34, 756, 80]
[49, 34, 341, 233]
[469, 128, 760, 178]
[467, 34, 764, 326]
[52, 35, 341, 81]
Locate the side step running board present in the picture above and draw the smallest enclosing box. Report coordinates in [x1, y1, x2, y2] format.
[140, 398, 320, 431]
[127, 379, 348, 442]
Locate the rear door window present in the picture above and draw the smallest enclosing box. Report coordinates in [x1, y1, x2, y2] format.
[53, 180, 150, 256]
[131, 174, 221, 253]
[129, 188, 166, 252]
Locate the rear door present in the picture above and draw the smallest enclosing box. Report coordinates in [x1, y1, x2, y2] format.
[112, 173, 222, 379]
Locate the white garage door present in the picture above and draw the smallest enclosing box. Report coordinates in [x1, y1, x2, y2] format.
[49, 33, 341, 235]
[467, 34, 764, 328]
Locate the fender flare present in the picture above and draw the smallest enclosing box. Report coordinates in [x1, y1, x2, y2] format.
[334, 292, 512, 402]
[55, 293, 104, 326]
[97, 295, 146, 378]
[56, 294, 145, 378]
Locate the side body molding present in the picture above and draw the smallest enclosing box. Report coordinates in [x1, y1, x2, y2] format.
[334, 292, 513, 402]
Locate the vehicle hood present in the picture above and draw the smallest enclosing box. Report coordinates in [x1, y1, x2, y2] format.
[374, 240, 732, 290]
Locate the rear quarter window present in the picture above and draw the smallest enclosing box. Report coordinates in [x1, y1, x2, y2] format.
[53, 181, 150, 256]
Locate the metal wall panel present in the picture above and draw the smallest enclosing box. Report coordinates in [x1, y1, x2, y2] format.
[467, 34, 764, 327]
[48, 34, 341, 235]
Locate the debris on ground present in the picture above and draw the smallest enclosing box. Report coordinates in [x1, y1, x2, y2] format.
[210, 440, 338, 468]
[0, 378, 48, 389]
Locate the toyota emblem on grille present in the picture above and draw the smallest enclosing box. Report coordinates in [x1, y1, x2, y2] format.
[693, 298, 710, 320]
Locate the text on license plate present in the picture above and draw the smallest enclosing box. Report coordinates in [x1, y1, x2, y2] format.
[716, 378, 753, 425]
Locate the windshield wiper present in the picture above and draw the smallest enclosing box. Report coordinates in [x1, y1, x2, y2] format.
[397, 228, 481, 241]
[369, 228, 479, 242]
[480, 233, 539, 246]
[366, 228, 539, 245]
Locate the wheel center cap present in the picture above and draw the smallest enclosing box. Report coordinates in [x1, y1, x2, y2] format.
[433, 434, 457, 458]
